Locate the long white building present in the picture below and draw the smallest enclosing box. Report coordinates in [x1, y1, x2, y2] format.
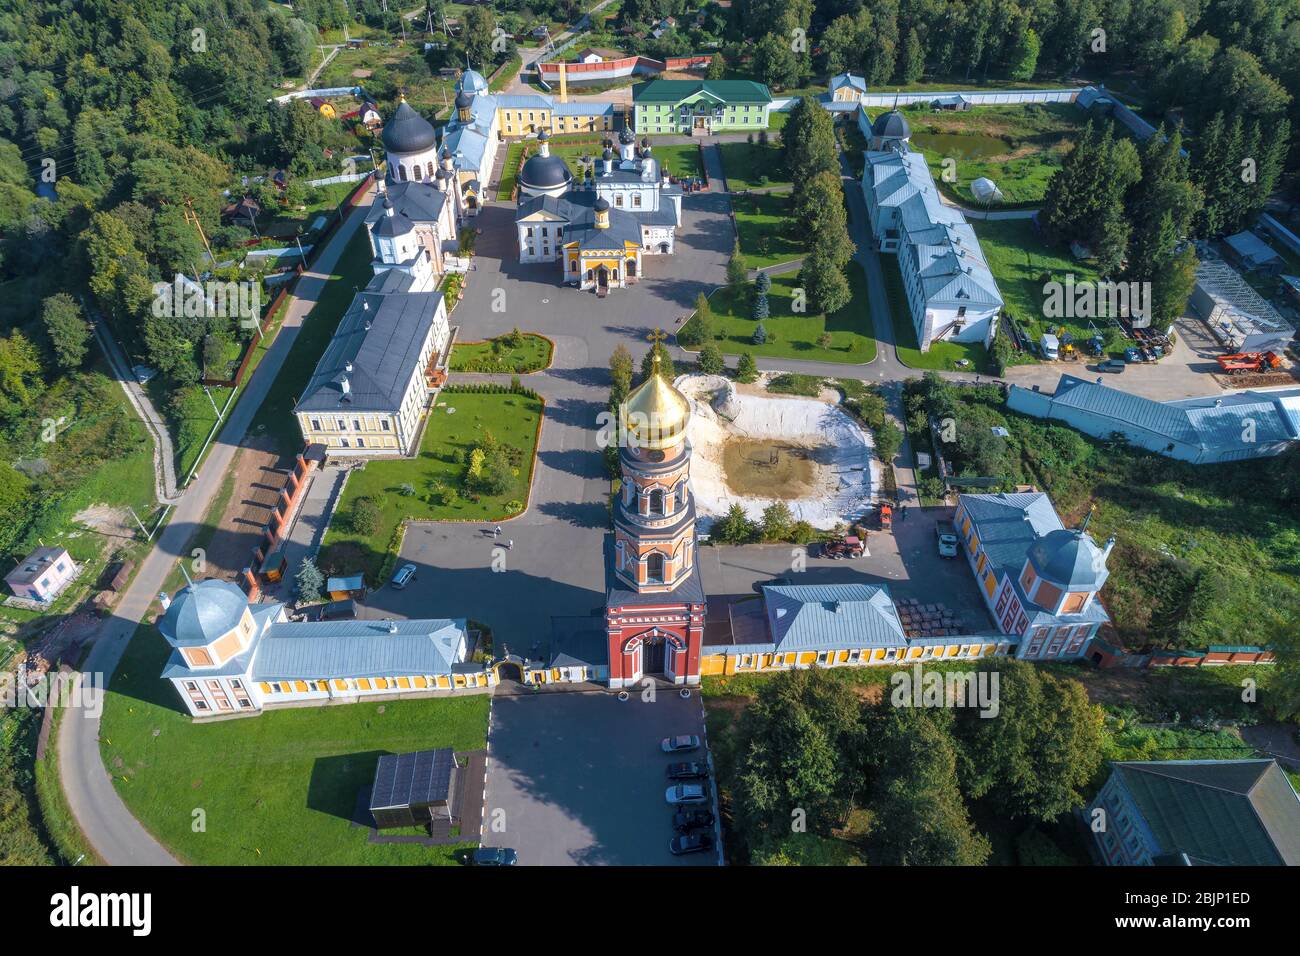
[860, 110, 1003, 352]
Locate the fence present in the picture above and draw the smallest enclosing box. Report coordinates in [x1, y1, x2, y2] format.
[537, 53, 713, 84]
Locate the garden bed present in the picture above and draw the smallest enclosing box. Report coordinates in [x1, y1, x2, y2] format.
[450, 332, 553, 373]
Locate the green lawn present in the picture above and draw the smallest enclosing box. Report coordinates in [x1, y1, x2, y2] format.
[972, 218, 1107, 348]
[731, 191, 805, 268]
[320, 390, 544, 581]
[904, 104, 1094, 208]
[688, 264, 876, 363]
[98, 625, 488, 865]
[247, 226, 376, 457]
[718, 140, 789, 191]
[450, 333, 553, 373]
[880, 252, 993, 372]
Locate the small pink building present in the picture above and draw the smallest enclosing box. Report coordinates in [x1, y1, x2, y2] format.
[5, 547, 77, 603]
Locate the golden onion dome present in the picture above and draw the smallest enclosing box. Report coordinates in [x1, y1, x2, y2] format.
[620, 354, 690, 451]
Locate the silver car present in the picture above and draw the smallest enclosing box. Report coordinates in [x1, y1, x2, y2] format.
[391, 563, 417, 589]
[661, 734, 701, 753]
[665, 783, 709, 805]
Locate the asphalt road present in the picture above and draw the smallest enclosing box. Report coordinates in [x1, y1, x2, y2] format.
[58, 183, 378, 866]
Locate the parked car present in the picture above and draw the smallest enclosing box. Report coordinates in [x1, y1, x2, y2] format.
[469, 847, 518, 866]
[822, 535, 865, 559]
[1096, 359, 1126, 373]
[391, 563, 417, 589]
[669, 832, 715, 855]
[661, 734, 701, 753]
[665, 783, 709, 804]
[672, 808, 715, 832]
[934, 521, 958, 558]
[666, 761, 709, 780]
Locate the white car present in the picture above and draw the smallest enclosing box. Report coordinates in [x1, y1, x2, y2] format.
[391, 564, 417, 589]
[665, 783, 709, 805]
[661, 734, 701, 753]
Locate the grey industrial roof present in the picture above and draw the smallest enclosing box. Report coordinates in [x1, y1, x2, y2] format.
[382, 100, 437, 154]
[251, 618, 468, 681]
[1046, 374, 1299, 451]
[1112, 759, 1300, 866]
[1224, 230, 1283, 267]
[295, 273, 444, 414]
[761, 583, 906, 650]
[159, 578, 250, 648]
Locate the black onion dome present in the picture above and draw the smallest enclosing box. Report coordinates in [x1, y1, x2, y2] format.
[520, 151, 573, 191]
[382, 100, 437, 154]
[619, 127, 635, 144]
[871, 109, 911, 140]
[594, 197, 610, 212]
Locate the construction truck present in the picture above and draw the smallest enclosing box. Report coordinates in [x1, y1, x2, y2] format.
[1216, 351, 1282, 375]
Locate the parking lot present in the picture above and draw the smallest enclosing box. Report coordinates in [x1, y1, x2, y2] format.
[697, 505, 994, 641]
[481, 690, 719, 865]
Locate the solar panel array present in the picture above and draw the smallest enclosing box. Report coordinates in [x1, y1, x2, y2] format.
[370, 748, 455, 812]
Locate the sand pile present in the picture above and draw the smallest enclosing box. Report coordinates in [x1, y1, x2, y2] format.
[676, 374, 877, 529]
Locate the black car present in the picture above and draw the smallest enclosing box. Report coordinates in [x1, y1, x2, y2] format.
[666, 761, 709, 780]
[470, 847, 518, 866]
[669, 832, 715, 856]
[673, 808, 715, 832]
[1096, 359, 1126, 373]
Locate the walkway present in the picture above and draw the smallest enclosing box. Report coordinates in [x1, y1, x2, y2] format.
[86, 304, 181, 504]
[58, 183, 379, 867]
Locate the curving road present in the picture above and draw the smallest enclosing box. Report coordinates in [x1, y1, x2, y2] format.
[58, 184, 378, 866]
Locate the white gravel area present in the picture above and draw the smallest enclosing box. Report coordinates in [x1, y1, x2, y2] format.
[677, 374, 878, 530]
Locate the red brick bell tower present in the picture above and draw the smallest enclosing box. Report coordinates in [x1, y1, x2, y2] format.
[604, 345, 705, 689]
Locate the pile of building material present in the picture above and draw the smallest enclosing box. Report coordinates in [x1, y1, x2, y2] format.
[895, 597, 963, 638]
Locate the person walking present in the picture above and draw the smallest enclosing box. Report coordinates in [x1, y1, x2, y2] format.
[494, 525, 502, 538]
[507, 539, 513, 550]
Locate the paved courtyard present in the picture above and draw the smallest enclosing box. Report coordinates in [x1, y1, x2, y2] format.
[482, 690, 718, 865]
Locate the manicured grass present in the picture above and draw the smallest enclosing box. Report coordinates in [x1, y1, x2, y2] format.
[880, 252, 993, 372]
[247, 226, 376, 457]
[651, 143, 706, 180]
[689, 263, 876, 363]
[98, 625, 488, 865]
[904, 104, 1093, 208]
[731, 191, 805, 268]
[718, 140, 789, 191]
[320, 391, 543, 581]
[971, 218, 1106, 348]
[450, 333, 553, 373]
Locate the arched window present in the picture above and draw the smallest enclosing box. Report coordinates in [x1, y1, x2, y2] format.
[649, 488, 664, 516]
[570, 259, 579, 272]
[646, 553, 665, 584]
[427, 161, 436, 179]
[586, 269, 594, 281]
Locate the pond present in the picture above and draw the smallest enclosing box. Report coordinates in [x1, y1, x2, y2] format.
[910, 131, 1011, 160]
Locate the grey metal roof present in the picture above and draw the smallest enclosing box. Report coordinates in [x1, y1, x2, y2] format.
[382, 100, 437, 154]
[1049, 375, 1298, 451]
[366, 181, 448, 228]
[251, 618, 468, 681]
[607, 562, 706, 608]
[370, 198, 415, 238]
[295, 273, 444, 414]
[1112, 759, 1300, 866]
[459, 69, 488, 94]
[159, 578, 250, 648]
[517, 190, 649, 249]
[159, 602, 280, 678]
[5, 546, 70, 586]
[761, 583, 906, 651]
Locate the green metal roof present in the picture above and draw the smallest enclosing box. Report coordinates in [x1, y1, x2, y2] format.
[632, 80, 773, 105]
[1113, 759, 1300, 866]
